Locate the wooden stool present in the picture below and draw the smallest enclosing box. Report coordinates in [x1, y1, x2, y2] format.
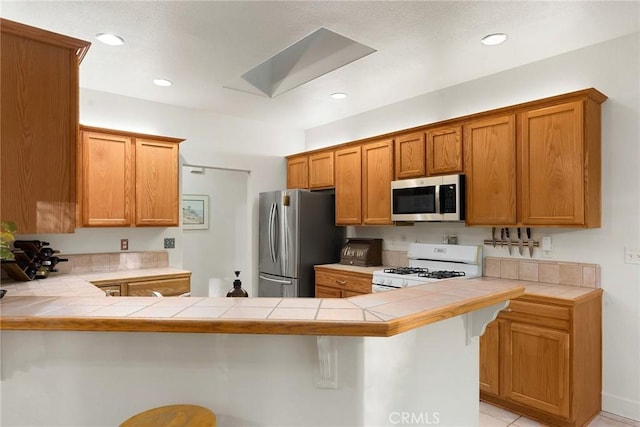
[120, 404, 216, 427]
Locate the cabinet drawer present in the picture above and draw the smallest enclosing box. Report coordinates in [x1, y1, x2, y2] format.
[499, 300, 570, 330]
[127, 277, 190, 297]
[315, 269, 372, 294]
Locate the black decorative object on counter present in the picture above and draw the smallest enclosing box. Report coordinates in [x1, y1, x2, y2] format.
[1, 240, 67, 281]
[227, 271, 248, 297]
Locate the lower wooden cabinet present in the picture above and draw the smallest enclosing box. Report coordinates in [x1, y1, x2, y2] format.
[479, 291, 602, 427]
[93, 274, 191, 297]
[314, 266, 372, 298]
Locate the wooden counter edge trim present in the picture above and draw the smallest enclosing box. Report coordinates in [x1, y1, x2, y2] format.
[0, 286, 525, 337]
[385, 287, 525, 336]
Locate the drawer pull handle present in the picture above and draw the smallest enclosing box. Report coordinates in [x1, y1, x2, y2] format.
[336, 280, 347, 285]
[502, 308, 512, 312]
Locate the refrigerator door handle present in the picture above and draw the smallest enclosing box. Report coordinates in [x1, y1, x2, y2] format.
[269, 202, 277, 263]
[283, 204, 288, 275]
[259, 274, 293, 285]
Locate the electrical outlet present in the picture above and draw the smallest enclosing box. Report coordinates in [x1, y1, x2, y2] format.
[164, 238, 175, 249]
[120, 239, 128, 251]
[624, 247, 640, 264]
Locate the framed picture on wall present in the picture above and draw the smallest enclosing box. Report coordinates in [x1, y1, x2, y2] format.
[182, 194, 209, 230]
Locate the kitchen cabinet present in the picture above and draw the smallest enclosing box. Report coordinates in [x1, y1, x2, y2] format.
[308, 150, 334, 189]
[79, 126, 184, 227]
[335, 145, 362, 225]
[394, 132, 425, 180]
[520, 100, 601, 227]
[0, 19, 90, 233]
[426, 125, 463, 176]
[362, 138, 394, 225]
[479, 291, 602, 427]
[286, 155, 308, 189]
[314, 266, 372, 298]
[464, 115, 517, 225]
[92, 273, 191, 297]
[285, 88, 605, 228]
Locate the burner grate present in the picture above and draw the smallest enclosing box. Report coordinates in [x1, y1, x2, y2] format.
[417, 270, 466, 279]
[383, 267, 429, 275]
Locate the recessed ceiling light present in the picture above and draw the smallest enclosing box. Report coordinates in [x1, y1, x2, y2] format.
[331, 92, 347, 100]
[95, 33, 125, 46]
[481, 33, 508, 46]
[153, 79, 173, 87]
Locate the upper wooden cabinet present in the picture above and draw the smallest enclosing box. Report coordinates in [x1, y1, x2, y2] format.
[426, 125, 463, 176]
[286, 88, 606, 228]
[362, 138, 394, 225]
[464, 115, 517, 226]
[79, 126, 184, 227]
[80, 131, 133, 226]
[334, 145, 362, 225]
[286, 155, 309, 189]
[135, 138, 180, 226]
[0, 19, 90, 233]
[520, 100, 600, 227]
[308, 150, 334, 189]
[394, 132, 425, 180]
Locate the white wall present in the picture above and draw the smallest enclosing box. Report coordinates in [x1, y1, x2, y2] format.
[16, 89, 304, 294]
[305, 33, 640, 420]
[181, 166, 249, 296]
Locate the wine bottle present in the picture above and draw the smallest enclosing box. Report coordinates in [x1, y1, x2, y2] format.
[13, 240, 50, 251]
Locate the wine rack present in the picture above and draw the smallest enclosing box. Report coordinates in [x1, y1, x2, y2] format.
[0, 240, 68, 281]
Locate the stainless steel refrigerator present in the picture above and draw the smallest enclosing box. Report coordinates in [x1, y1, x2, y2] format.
[259, 189, 345, 297]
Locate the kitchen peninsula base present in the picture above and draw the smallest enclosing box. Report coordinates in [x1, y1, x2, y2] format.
[2, 314, 487, 427]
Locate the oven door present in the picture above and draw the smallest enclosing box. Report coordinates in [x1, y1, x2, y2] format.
[391, 177, 442, 221]
[372, 284, 401, 293]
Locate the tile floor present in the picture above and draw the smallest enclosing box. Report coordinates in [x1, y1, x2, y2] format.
[480, 402, 640, 427]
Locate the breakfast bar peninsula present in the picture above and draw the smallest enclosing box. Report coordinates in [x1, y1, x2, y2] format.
[0, 277, 523, 426]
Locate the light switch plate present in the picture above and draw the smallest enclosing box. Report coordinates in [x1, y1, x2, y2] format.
[120, 239, 128, 251]
[164, 238, 175, 249]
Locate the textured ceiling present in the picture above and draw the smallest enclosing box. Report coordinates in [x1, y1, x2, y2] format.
[1, 1, 638, 130]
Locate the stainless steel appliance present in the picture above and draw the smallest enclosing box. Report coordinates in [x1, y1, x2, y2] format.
[371, 243, 481, 292]
[391, 174, 465, 222]
[259, 189, 345, 297]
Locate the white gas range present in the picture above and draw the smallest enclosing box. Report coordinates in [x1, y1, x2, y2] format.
[372, 243, 482, 292]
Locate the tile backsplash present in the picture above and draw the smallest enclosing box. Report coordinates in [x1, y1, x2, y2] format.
[484, 257, 600, 288]
[55, 251, 169, 275]
[381, 250, 409, 267]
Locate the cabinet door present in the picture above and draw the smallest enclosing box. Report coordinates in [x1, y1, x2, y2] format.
[501, 321, 570, 418]
[464, 115, 517, 225]
[479, 320, 500, 396]
[520, 101, 585, 226]
[362, 139, 394, 225]
[0, 22, 88, 234]
[80, 131, 133, 226]
[127, 276, 190, 297]
[309, 151, 334, 189]
[426, 125, 463, 176]
[287, 156, 309, 189]
[316, 284, 342, 298]
[394, 132, 425, 180]
[135, 139, 180, 226]
[335, 146, 362, 225]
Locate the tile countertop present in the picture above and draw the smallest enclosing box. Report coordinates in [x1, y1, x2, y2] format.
[0, 268, 192, 297]
[0, 277, 525, 337]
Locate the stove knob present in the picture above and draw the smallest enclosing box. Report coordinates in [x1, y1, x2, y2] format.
[401, 279, 408, 287]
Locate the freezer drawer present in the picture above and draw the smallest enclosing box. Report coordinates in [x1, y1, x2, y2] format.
[258, 273, 298, 297]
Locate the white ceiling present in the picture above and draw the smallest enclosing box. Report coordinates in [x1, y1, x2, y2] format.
[2, 1, 638, 130]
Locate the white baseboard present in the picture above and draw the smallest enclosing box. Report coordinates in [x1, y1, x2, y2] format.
[602, 391, 640, 422]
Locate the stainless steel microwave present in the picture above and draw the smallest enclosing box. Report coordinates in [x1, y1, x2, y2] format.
[391, 174, 465, 222]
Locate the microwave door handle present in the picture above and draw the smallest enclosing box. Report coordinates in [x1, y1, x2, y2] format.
[435, 184, 441, 214]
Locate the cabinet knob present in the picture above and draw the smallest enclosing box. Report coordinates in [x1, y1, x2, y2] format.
[335, 280, 347, 286]
[104, 289, 119, 297]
